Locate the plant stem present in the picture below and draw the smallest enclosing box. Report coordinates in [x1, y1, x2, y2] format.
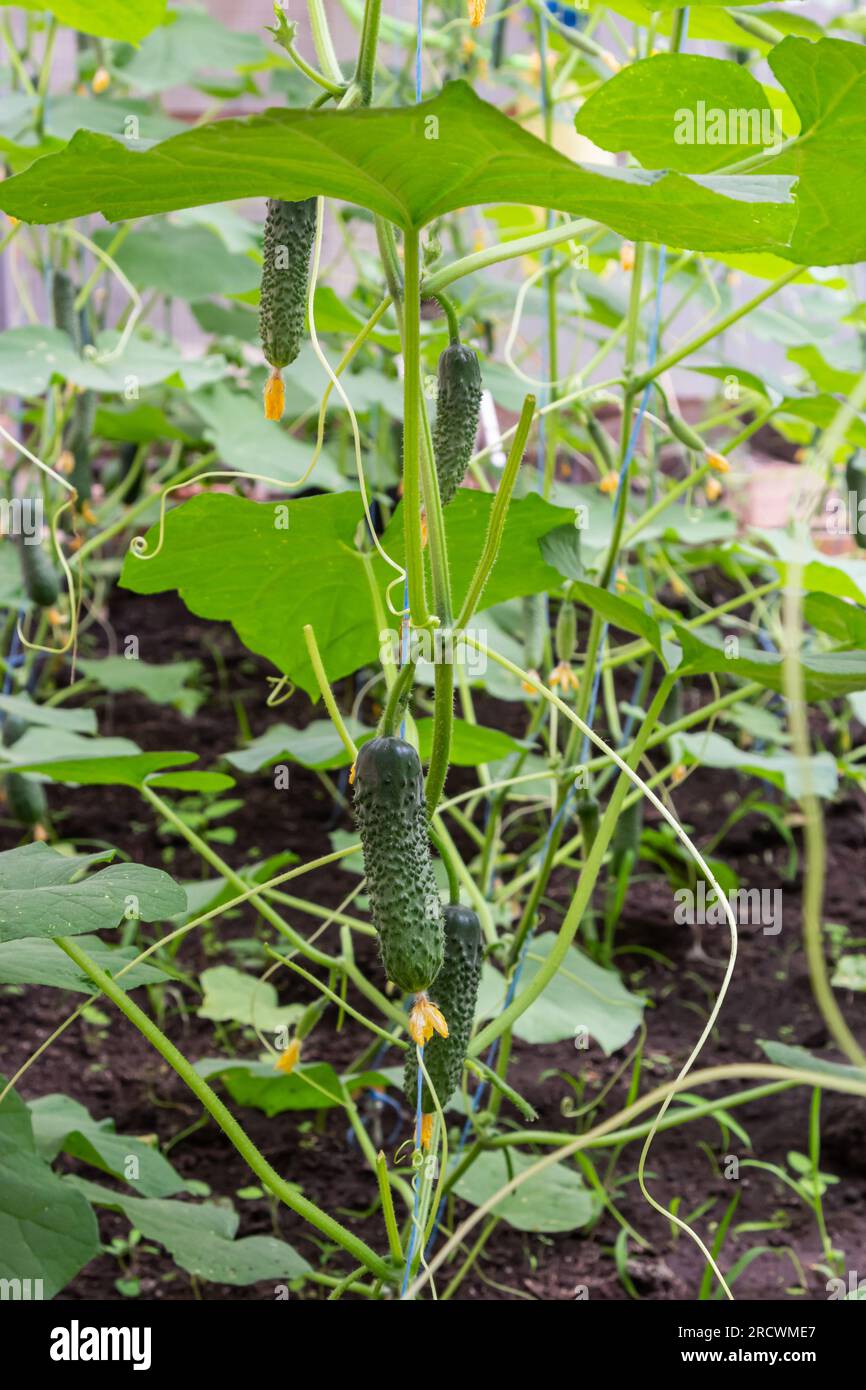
[55, 936, 394, 1282]
[401, 225, 431, 629]
[303, 623, 358, 760]
[354, 0, 382, 103]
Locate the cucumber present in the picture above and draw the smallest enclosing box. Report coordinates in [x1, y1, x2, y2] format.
[403, 904, 481, 1114]
[576, 788, 600, 856]
[522, 592, 547, 671]
[555, 600, 577, 664]
[611, 795, 643, 877]
[432, 342, 482, 506]
[65, 389, 96, 501]
[19, 539, 59, 608]
[1, 714, 28, 748]
[352, 736, 444, 994]
[4, 772, 47, 827]
[259, 197, 317, 370]
[52, 269, 81, 350]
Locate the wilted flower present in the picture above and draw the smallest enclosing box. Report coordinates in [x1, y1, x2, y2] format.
[275, 1038, 302, 1074]
[264, 367, 285, 421]
[409, 993, 448, 1046]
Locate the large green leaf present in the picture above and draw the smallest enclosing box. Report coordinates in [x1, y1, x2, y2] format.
[453, 1149, 599, 1233]
[0, 933, 167, 993]
[0, 1091, 99, 1299]
[0, 82, 796, 251]
[675, 624, 866, 700]
[119, 490, 575, 697]
[672, 730, 838, 799]
[69, 1177, 311, 1286]
[483, 933, 646, 1053]
[94, 223, 259, 302]
[762, 37, 866, 265]
[197, 965, 303, 1033]
[8, 0, 167, 44]
[29, 1094, 185, 1199]
[0, 325, 228, 398]
[0, 844, 186, 945]
[576, 54, 786, 174]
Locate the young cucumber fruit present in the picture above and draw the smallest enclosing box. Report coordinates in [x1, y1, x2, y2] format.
[403, 903, 481, 1114]
[4, 771, 47, 827]
[352, 736, 444, 994]
[432, 342, 482, 506]
[19, 539, 59, 608]
[259, 198, 317, 371]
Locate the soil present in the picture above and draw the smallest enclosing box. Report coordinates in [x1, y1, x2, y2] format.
[2, 590, 865, 1303]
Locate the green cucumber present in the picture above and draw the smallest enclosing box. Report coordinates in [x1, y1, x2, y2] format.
[522, 592, 547, 671]
[52, 268, 81, 350]
[576, 788, 600, 855]
[432, 342, 482, 506]
[259, 197, 317, 370]
[352, 736, 444, 994]
[1, 714, 28, 748]
[65, 389, 96, 500]
[555, 600, 577, 664]
[611, 795, 643, 878]
[19, 539, 59, 608]
[403, 903, 481, 1113]
[4, 772, 47, 827]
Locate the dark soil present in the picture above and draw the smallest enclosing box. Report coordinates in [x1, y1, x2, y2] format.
[2, 591, 865, 1303]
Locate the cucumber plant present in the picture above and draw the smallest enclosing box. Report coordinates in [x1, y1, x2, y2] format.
[2, 0, 866, 1310]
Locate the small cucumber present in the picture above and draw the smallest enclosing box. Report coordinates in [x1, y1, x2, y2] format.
[522, 592, 547, 671]
[432, 342, 482, 506]
[19, 539, 59, 608]
[259, 197, 317, 371]
[4, 771, 47, 827]
[555, 600, 577, 664]
[403, 903, 481, 1114]
[611, 795, 643, 878]
[352, 736, 444, 994]
[576, 788, 600, 856]
[52, 268, 81, 350]
[1, 714, 28, 748]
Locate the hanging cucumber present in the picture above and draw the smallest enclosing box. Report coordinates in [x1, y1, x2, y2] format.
[522, 592, 547, 672]
[576, 788, 600, 855]
[403, 903, 481, 1115]
[260, 197, 317, 370]
[555, 600, 577, 664]
[4, 771, 47, 828]
[611, 795, 643, 879]
[18, 538, 59, 608]
[431, 341, 482, 506]
[65, 388, 96, 501]
[352, 736, 444, 994]
[52, 268, 81, 350]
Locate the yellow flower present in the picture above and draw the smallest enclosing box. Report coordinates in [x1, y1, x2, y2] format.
[706, 450, 729, 474]
[80, 500, 98, 526]
[620, 243, 635, 272]
[408, 992, 449, 1047]
[349, 760, 357, 786]
[549, 661, 579, 693]
[47, 607, 66, 627]
[420, 512, 428, 549]
[91, 66, 110, 94]
[672, 763, 687, 785]
[461, 36, 475, 58]
[468, 0, 486, 28]
[420, 1113, 434, 1150]
[56, 449, 75, 476]
[705, 476, 723, 503]
[275, 1038, 302, 1074]
[264, 367, 285, 421]
[520, 668, 540, 695]
[615, 568, 628, 593]
[599, 470, 619, 495]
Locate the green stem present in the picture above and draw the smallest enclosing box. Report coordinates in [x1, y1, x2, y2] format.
[55, 936, 394, 1282]
[303, 623, 358, 760]
[456, 394, 536, 628]
[379, 655, 417, 736]
[425, 659, 454, 813]
[353, 0, 382, 103]
[431, 290, 461, 344]
[633, 266, 802, 391]
[402, 225, 431, 628]
[306, 0, 344, 85]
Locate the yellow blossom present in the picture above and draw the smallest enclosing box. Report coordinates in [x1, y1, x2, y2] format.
[468, 0, 485, 26]
[91, 66, 110, 94]
[264, 367, 285, 421]
[56, 449, 75, 476]
[33, 823, 49, 841]
[706, 450, 729, 474]
[620, 243, 635, 272]
[549, 661, 579, 693]
[615, 568, 628, 593]
[420, 1113, 434, 1150]
[80, 500, 98, 526]
[408, 992, 449, 1047]
[520, 668, 540, 695]
[672, 763, 687, 785]
[420, 512, 428, 549]
[705, 476, 723, 503]
[349, 760, 357, 786]
[599, 470, 619, 495]
[275, 1038, 302, 1074]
